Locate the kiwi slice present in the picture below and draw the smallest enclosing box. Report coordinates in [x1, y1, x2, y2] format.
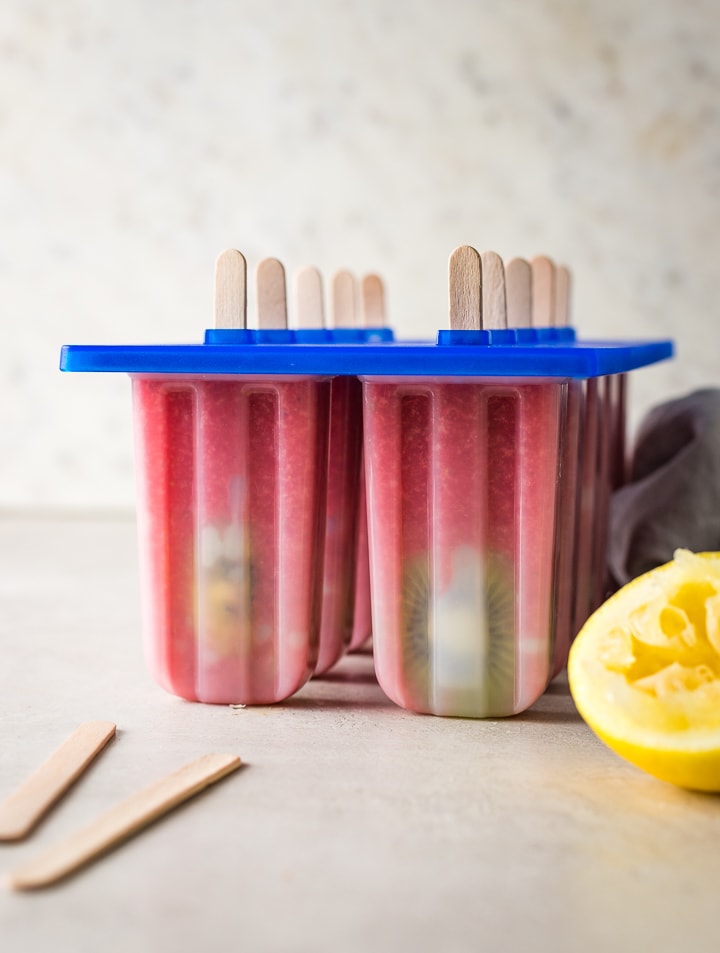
[401, 556, 432, 708]
[200, 526, 254, 658]
[483, 553, 516, 713]
[400, 550, 516, 716]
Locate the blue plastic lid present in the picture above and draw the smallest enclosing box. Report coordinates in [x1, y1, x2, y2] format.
[60, 327, 674, 379]
[204, 327, 394, 345]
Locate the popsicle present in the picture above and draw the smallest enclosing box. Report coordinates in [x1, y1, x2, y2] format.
[293, 267, 364, 674]
[521, 256, 583, 678]
[132, 251, 330, 704]
[364, 247, 566, 717]
[348, 273, 387, 653]
[595, 363, 628, 606]
[572, 373, 602, 633]
[567, 278, 619, 630]
[549, 263, 584, 673]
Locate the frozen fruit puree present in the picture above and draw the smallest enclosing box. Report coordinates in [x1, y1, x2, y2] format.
[133, 375, 330, 705]
[550, 379, 583, 677]
[314, 376, 363, 673]
[349, 455, 372, 652]
[363, 377, 565, 718]
[59, 323, 673, 714]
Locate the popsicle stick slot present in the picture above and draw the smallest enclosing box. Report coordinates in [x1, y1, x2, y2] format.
[6, 753, 243, 891]
[256, 258, 288, 329]
[331, 270, 356, 328]
[214, 249, 247, 330]
[0, 721, 117, 843]
[448, 245, 482, 331]
[480, 251, 507, 330]
[554, 265, 571, 327]
[530, 255, 555, 328]
[360, 274, 386, 327]
[505, 257, 532, 329]
[294, 266, 325, 329]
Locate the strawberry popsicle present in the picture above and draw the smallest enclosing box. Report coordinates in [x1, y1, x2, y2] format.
[363, 376, 564, 717]
[131, 252, 331, 705]
[314, 371, 363, 672]
[349, 275, 387, 653]
[348, 459, 372, 652]
[523, 255, 582, 677]
[294, 267, 364, 674]
[133, 375, 329, 704]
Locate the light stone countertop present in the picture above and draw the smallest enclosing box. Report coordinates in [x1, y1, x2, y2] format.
[0, 515, 718, 952]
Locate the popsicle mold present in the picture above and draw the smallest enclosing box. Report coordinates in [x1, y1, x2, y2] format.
[60, 247, 673, 717]
[314, 374, 363, 673]
[362, 376, 566, 717]
[132, 375, 330, 704]
[348, 456, 373, 652]
[306, 269, 379, 674]
[549, 378, 583, 678]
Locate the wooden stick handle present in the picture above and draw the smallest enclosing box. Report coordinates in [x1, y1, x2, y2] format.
[505, 258, 532, 328]
[294, 266, 325, 329]
[7, 753, 242, 891]
[256, 258, 288, 329]
[530, 255, 555, 328]
[330, 270, 356, 328]
[360, 275, 385, 327]
[448, 245, 482, 330]
[214, 249, 247, 329]
[554, 265, 571, 327]
[0, 721, 116, 843]
[480, 251, 507, 330]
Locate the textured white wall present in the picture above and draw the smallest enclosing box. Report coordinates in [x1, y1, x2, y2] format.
[0, 0, 717, 509]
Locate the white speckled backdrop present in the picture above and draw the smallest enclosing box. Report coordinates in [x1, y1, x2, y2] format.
[0, 0, 717, 509]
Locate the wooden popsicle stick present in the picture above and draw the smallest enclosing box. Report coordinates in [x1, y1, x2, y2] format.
[505, 257, 532, 328]
[256, 258, 288, 329]
[530, 255, 555, 328]
[360, 274, 386, 327]
[7, 753, 243, 891]
[331, 270, 356, 328]
[0, 722, 116, 843]
[214, 249, 247, 330]
[448, 245, 482, 330]
[480, 251, 507, 330]
[554, 265, 571, 327]
[294, 266, 325, 329]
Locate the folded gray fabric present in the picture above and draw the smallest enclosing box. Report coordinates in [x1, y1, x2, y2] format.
[608, 388, 720, 587]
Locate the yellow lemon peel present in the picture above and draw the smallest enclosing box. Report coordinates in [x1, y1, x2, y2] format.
[568, 549, 720, 791]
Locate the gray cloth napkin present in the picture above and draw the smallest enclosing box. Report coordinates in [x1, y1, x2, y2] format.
[608, 388, 720, 587]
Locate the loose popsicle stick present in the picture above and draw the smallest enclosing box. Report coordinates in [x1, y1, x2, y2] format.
[530, 255, 555, 328]
[360, 274, 386, 327]
[294, 266, 325, 329]
[256, 258, 288, 329]
[480, 251, 507, 330]
[214, 249, 247, 330]
[505, 257, 532, 328]
[7, 753, 243, 891]
[448, 245, 482, 330]
[0, 722, 116, 843]
[554, 265, 571, 327]
[331, 270, 356, 328]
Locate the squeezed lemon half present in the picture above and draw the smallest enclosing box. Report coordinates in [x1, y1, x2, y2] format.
[568, 550, 720, 791]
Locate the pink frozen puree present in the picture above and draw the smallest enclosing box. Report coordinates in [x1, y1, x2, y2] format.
[573, 377, 615, 635]
[348, 456, 372, 652]
[314, 377, 363, 674]
[550, 379, 583, 678]
[132, 376, 330, 705]
[363, 378, 564, 718]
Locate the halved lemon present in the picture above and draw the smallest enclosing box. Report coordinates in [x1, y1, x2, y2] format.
[568, 549, 720, 791]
